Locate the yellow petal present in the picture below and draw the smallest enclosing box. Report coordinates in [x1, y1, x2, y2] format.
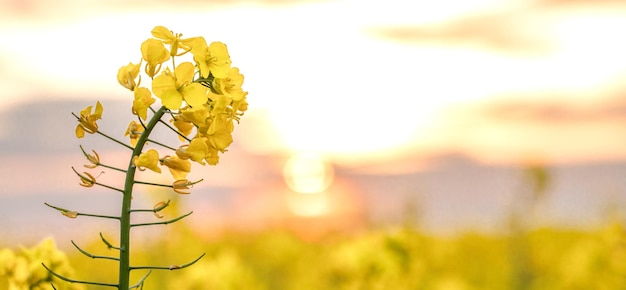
[174, 62, 195, 84]
[208, 42, 232, 78]
[75, 125, 85, 138]
[151, 26, 174, 41]
[161, 156, 191, 180]
[182, 83, 208, 107]
[141, 39, 170, 65]
[94, 101, 103, 119]
[134, 149, 161, 173]
[161, 89, 184, 110]
[186, 137, 210, 164]
[117, 62, 141, 91]
[132, 87, 155, 120]
[152, 70, 176, 97]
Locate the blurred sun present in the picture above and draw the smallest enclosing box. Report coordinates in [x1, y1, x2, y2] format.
[283, 152, 334, 194]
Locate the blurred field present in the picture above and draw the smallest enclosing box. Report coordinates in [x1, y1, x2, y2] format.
[51, 220, 626, 290]
[5, 200, 626, 290]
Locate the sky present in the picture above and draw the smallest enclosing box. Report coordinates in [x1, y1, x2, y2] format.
[1, 0, 625, 168]
[1, 0, 626, 244]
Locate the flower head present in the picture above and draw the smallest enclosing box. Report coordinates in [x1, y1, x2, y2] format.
[75, 101, 103, 138]
[125, 121, 145, 147]
[141, 38, 170, 78]
[161, 155, 191, 180]
[133, 149, 161, 173]
[171, 117, 194, 141]
[132, 87, 155, 120]
[176, 137, 209, 165]
[188, 38, 232, 79]
[214, 67, 246, 102]
[117, 61, 141, 91]
[152, 62, 209, 110]
[151, 26, 191, 57]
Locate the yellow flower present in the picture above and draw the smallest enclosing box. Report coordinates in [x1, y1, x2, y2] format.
[188, 37, 232, 78]
[214, 67, 246, 101]
[152, 62, 209, 110]
[133, 149, 161, 173]
[141, 38, 170, 78]
[151, 26, 191, 57]
[207, 115, 234, 151]
[209, 92, 230, 116]
[161, 155, 191, 180]
[176, 137, 209, 165]
[205, 146, 220, 165]
[75, 101, 103, 138]
[132, 87, 155, 120]
[125, 120, 144, 147]
[180, 105, 211, 133]
[171, 117, 194, 141]
[117, 61, 141, 91]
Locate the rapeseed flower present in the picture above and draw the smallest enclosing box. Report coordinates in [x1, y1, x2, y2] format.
[75, 101, 103, 138]
[125, 121, 144, 147]
[188, 38, 232, 79]
[152, 62, 209, 110]
[141, 38, 170, 78]
[117, 61, 141, 91]
[133, 149, 161, 173]
[161, 155, 191, 180]
[132, 87, 155, 120]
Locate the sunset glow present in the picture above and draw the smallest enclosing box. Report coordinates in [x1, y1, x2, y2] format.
[283, 153, 334, 194]
[1, 1, 625, 166]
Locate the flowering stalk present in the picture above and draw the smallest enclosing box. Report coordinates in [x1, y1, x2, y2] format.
[44, 26, 248, 289]
[118, 106, 166, 289]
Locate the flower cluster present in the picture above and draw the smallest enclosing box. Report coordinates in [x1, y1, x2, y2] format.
[77, 26, 247, 185]
[123, 26, 247, 169]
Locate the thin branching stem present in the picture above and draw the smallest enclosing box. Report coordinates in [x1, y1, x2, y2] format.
[150, 106, 192, 142]
[147, 138, 177, 151]
[130, 253, 206, 271]
[130, 211, 193, 227]
[44, 203, 120, 220]
[41, 263, 119, 288]
[100, 232, 121, 251]
[129, 270, 152, 289]
[79, 145, 127, 173]
[71, 167, 125, 193]
[134, 180, 174, 188]
[71, 240, 120, 261]
[129, 200, 171, 213]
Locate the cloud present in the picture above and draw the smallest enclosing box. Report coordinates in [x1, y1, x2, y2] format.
[479, 92, 626, 124]
[367, 0, 626, 54]
[368, 12, 552, 54]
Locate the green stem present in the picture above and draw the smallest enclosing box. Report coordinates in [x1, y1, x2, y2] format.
[98, 163, 127, 173]
[147, 138, 177, 151]
[119, 106, 167, 290]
